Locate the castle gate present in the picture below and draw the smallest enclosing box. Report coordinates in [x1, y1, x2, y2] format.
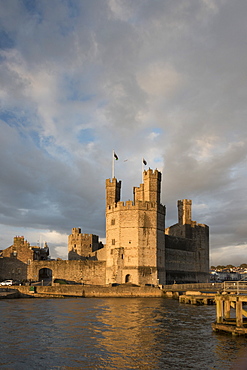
[38, 267, 52, 281]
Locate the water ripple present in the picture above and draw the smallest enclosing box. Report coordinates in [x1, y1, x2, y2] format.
[0, 298, 246, 369]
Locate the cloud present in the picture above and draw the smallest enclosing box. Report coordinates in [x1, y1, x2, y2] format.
[0, 0, 246, 265]
[136, 63, 183, 97]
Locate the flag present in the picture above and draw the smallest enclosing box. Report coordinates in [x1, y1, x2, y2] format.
[143, 158, 147, 165]
[114, 152, 118, 160]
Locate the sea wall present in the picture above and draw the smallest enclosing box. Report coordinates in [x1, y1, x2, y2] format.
[9, 285, 164, 298]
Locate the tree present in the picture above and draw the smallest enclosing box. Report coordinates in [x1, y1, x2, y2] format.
[216, 265, 225, 271]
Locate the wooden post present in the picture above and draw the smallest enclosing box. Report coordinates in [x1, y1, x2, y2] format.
[236, 298, 243, 327]
[224, 298, 231, 320]
[216, 296, 223, 323]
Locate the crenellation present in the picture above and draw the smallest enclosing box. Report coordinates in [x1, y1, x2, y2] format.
[107, 200, 161, 212]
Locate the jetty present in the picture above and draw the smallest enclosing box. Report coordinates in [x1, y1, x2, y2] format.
[212, 281, 247, 336]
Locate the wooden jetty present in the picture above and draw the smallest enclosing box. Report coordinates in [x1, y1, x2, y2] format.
[212, 281, 247, 336]
[179, 291, 215, 305]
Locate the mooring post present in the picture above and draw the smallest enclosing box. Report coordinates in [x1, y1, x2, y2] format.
[236, 297, 243, 328]
[216, 295, 223, 323]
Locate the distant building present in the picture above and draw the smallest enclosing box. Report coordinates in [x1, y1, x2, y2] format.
[165, 199, 209, 284]
[0, 236, 49, 282]
[68, 228, 104, 260]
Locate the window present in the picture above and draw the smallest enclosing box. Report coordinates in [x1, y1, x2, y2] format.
[111, 219, 115, 225]
[112, 239, 115, 245]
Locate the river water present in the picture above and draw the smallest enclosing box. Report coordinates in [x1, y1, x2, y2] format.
[0, 297, 246, 369]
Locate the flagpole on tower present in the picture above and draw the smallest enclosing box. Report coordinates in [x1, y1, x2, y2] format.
[112, 150, 114, 179]
[142, 159, 144, 182]
[112, 150, 118, 179]
[142, 158, 147, 182]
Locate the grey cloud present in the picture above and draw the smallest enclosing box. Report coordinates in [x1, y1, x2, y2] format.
[0, 0, 246, 263]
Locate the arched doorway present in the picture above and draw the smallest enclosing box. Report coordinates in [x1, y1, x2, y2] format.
[38, 268, 52, 284]
[125, 274, 131, 283]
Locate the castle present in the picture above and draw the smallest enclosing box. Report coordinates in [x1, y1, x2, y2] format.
[0, 169, 209, 285]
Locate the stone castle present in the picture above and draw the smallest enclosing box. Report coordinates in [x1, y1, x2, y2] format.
[0, 169, 209, 285]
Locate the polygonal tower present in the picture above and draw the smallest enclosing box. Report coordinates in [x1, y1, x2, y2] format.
[105, 169, 166, 286]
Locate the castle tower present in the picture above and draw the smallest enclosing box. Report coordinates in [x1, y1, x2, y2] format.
[178, 199, 192, 225]
[105, 169, 166, 286]
[106, 178, 121, 207]
[68, 228, 103, 260]
[133, 169, 161, 204]
[143, 168, 161, 203]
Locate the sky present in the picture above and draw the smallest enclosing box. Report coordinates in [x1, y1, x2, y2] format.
[0, 0, 246, 266]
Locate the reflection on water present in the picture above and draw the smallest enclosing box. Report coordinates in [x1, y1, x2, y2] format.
[0, 298, 246, 369]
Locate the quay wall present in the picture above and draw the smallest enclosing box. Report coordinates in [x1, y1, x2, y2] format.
[8, 285, 164, 298]
[5, 283, 222, 299]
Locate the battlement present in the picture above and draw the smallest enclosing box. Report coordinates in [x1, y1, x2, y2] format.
[13, 236, 30, 248]
[70, 229, 98, 239]
[72, 228, 81, 234]
[143, 168, 162, 180]
[106, 178, 121, 186]
[191, 221, 209, 229]
[14, 236, 25, 242]
[107, 200, 165, 213]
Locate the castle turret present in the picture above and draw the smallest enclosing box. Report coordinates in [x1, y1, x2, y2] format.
[143, 168, 161, 203]
[106, 178, 121, 207]
[178, 199, 192, 225]
[133, 169, 161, 204]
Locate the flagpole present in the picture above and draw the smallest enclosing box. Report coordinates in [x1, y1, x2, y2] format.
[142, 158, 144, 183]
[142, 158, 147, 182]
[112, 150, 115, 179]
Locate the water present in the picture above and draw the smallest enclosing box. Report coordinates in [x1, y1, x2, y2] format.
[0, 298, 246, 369]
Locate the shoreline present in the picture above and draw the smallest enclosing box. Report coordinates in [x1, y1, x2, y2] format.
[0, 282, 221, 299]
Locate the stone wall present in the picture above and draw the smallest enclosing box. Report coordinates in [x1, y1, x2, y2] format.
[0, 257, 28, 281]
[9, 284, 164, 298]
[28, 260, 106, 285]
